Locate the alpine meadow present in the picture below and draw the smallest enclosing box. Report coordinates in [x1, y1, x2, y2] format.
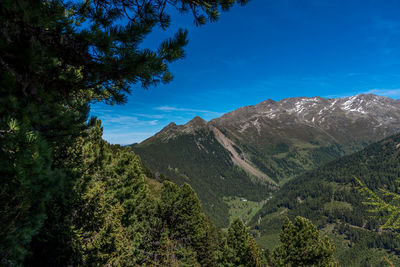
[2, 1, 400, 267]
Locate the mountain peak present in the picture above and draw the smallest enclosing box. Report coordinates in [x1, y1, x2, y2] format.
[185, 116, 207, 127]
[164, 122, 177, 129]
[151, 122, 178, 139]
[256, 99, 276, 106]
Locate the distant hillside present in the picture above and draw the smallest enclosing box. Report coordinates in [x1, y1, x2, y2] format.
[251, 132, 400, 266]
[132, 94, 400, 227]
[131, 123, 272, 227]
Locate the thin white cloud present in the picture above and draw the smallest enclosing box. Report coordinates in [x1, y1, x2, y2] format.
[324, 88, 400, 99]
[98, 114, 159, 127]
[361, 88, 400, 98]
[155, 106, 223, 116]
[132, 113, 164, 119]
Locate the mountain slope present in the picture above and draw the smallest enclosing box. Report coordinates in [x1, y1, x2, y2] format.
[132, 94, 400, 226]
[210, 94, 400, 183]
[251, 132, 400, 266]
[132, 123, 273, 227]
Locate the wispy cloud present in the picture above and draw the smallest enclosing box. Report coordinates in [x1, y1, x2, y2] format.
[361, 88, 400, 98]
[155, 106, 223, 116]
[132, 113, 164, 119]
[99, 115, 159, 127]
[324, 88, 400, 99]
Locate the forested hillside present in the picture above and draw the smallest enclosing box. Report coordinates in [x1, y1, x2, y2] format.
[132, 125, 272, 227]
[133, 94, 400, 228]
[252, 133, 400, 266]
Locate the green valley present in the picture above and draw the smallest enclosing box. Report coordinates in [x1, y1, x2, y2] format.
[251, 132, 400, 266]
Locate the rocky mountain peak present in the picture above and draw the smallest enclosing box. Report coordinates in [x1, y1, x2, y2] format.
[144, 122, 179, 142]
[165, 121, 177, 128]
[256, 99, 276, 107]
[145, 117, 208, 143]
[185, 116, 207, 128]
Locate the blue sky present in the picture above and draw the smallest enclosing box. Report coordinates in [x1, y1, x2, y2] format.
[91, 0, 400, 144]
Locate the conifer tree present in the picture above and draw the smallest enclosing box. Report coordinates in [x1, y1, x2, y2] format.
[271, 216, 338, 267]
[0, 0, 247, 264]
[160, 182, 216, 266]
[223, 218, 264, 267]
[0, 119, 52, 263]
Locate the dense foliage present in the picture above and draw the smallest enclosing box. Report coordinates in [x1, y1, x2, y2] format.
[269, 217, 338, 266]
[132, 128, 271, 227]
[0, 0, 255, 265]
[252, 133, 400, 266]
[2, 118, 265, 266]
[357, 177, 400, 232]
[222, 218, 265, 266]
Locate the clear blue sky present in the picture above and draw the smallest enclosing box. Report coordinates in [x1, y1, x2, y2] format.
[91, 0, 400, 145]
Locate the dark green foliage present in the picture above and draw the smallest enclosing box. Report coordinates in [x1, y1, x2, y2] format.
[0, 0, 248, 264]
[270, 217, 338, 266]
[133, 128, 271, 227]
[252, 133, 400, 266]
[0, 119, 52, 263]
[356, 177, 400, 232]
[159, 182, 216, 266]
[24, 122, 220, 266]
[220, 218, 265, 267]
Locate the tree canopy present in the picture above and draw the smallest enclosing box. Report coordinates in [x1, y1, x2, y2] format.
[270, 216, 338, 267]
[1, 0, 248, 105]
[0, 0, 248, 264]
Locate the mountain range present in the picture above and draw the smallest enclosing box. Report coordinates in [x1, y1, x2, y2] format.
[131, 94, 400, 227]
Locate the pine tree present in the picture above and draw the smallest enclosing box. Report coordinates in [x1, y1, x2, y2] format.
[223, 218, 264, 267]
[0, 119, 52, 263]
[0, 0, 248, 264]
[154, 228, 200, 267]
[271, 216, 338, 267]
[159, 182, 216, 266]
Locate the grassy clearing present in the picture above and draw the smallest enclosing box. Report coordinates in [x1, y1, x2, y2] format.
[224, 196, 269, 225]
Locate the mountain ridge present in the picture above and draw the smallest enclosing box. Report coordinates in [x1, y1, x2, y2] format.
[132, 94, 400, 226]
[148, 94, 400, 145]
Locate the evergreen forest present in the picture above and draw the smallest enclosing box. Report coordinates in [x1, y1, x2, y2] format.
[1, 0, 399, 266]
